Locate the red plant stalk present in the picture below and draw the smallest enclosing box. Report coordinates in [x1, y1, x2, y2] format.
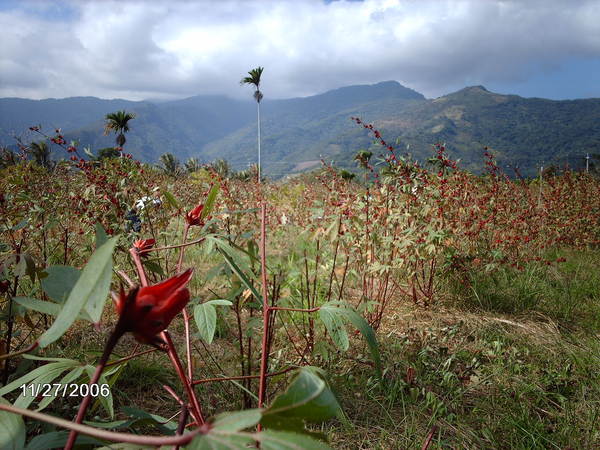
[1, 402, 204, 447]
[162, 331, 204, 424]
[129, 247, 149, 287]
[64, 328, 122, 450]
[175, 223, 194, 381]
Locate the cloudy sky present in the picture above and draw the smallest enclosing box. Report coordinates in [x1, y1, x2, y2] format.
[1, 0, 599, 101]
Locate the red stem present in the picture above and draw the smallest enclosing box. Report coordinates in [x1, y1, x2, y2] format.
[0, 403, 204, 446]
[163, 384, 185, 406]
[105, 347, 156, 368]
[65, 329, 123, 450]
[117, 270, 134, 288]
[176, 225, 194, 382]
[421, 425, 438, 450]
[129, 248, 149, 287]
[162, 331, 205, 425]
[0, 341, 38, 362]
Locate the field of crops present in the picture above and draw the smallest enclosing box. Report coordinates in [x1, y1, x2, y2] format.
[1, 124, 599, 449]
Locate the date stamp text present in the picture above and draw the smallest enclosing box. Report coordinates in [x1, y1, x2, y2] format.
[20, 383, 110, 398]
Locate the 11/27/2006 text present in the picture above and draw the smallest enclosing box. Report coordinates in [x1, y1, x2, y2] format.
[20, 383, 110, 398]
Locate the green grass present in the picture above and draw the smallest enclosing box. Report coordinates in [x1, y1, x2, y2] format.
[449, 249, 600, 331]
[327, 318, 600, 449]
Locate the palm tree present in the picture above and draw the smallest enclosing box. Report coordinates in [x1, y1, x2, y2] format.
[210, 158, 230, 178]
[240, 67, 264, 182]
[159, 152, 180, 176]
[29, 141, 52, 169]
[104, 110, 135, 150]
[185, 157, 201, 173]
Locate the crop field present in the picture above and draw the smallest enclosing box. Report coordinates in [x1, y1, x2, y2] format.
[1, 122, 599, 449]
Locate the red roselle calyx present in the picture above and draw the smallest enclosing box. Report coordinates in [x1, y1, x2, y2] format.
[132, 238, 156, 256]
[112, 269, 193, 347]
[185, 204, 204, 226]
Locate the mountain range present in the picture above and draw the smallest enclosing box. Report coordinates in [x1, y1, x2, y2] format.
[1, 81, 599, 177]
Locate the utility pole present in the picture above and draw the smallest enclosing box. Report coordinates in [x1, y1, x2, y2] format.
[538, 165, 543, 208]
[586, 153, 590, 173]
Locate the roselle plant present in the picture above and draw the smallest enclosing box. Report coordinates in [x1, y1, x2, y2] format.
[0, 188, 348, 449]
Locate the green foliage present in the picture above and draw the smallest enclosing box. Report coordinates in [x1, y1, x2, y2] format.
[194, 299, 232, 344]
[0, 398, 25, 450]
[184, 157, 201, 173]
[40, 266, 81, 303]
[158, 152, 181, 176]
[27, 141, 52, 169]
[96, 147, 121, 159]
[37, 236, 118, 347]
[241, 66, 264, 103]
[104, 110, 135, 148]
[187, 367, 339, 449]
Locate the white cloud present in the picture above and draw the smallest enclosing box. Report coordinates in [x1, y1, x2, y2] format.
[0, 0, 599, 100]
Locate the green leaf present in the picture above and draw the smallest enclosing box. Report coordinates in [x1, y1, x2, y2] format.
[211, 409, 262, 432]
[14, 362, 78, 409]
[0, 360, 77, 397]
[35, 366, 84, 412]
[121, 407, 177, 434]
[84, 365, 114, 419]
[186, 433, 253, 450]
[38, 236, 118, 348]
[335, 307, 382, 378]
[40, 265, 81, 303]
[193, 299, 232, 344]
[13, 256, 27, 278]
[95, 223, 108, 249]
[217, 247, 262, 303]
[143, 259, 165, 277]
[13, 297, 62, 316]
[81, 419, 132, 429]
[204, 299, 233, 307]
[321, 302, 382, 378]
[84, 242, 118, 323]
[257, 430, 331, 450]
[0, 398, 25, 450]
[318, 307, 349, 351]
[194, 303, 217, 344]
[163, 191, 179, 210]
[91, 360, 126, 419]
[261, 367, 340, 430]
[245, 317, 262, 338]
[25, 431, 106, 450]
[23, 254, 37, 283]
[201, 183, 220, 219]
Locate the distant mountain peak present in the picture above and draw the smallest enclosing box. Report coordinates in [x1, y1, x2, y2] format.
[461, 85, 490, 94]
[318, 80, 425, 101]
